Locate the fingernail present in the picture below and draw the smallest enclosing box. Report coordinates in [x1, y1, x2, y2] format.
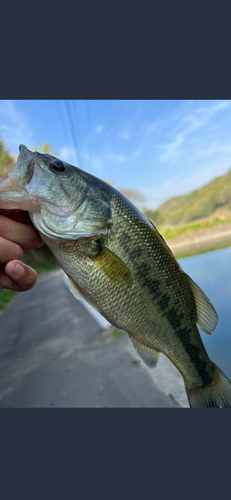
[11, 263, 24, 277]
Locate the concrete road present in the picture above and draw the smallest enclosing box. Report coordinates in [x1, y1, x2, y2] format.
[0, 269, 177, 408]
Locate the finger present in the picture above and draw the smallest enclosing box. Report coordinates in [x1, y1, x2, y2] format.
[0, 236, 23, 265]
[2, 260, 38, 292]
[0, 209, 32, 224]
[0, 215, 43, 251]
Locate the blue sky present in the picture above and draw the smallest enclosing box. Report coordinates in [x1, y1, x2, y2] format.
[0, 99, 231, 209]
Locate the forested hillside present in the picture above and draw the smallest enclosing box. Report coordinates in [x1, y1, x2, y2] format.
[144, 168, 231, 230]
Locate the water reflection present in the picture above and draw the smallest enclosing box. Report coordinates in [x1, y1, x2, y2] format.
[178, 246, 231, 379]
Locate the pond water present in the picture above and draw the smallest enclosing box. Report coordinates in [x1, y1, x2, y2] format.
[178, 246, 231, 380]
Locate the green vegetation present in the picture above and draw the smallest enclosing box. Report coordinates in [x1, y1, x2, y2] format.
[0, 289, 16, 310]
[160, 215, 231, 240]
[143, 167, 231, 238]
[0, 138, 15, 176]
[111, 328, 126, 339]
[158, 168, 231, 225]
[132, 359, 140, 367]
[31, 142, 59, 155]
[22, 244, 59, 273]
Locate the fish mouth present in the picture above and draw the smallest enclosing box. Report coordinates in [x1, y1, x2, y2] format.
[0, 177, 35, 211]
[0, 165, 84, 222]
[1, 161, 76, 217]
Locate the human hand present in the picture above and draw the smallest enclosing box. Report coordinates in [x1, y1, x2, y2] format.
[0, 205, 43, 292]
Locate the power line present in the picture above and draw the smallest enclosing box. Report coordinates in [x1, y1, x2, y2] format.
[56, 100, 71, 152]
[72, 100, 83, 155]
[65, 100, 82, 168]
[86, 100, 92, 168]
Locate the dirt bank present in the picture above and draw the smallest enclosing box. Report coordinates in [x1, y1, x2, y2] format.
[166, 224, 231, 258]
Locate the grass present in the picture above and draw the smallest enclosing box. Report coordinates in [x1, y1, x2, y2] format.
[0, 289, 17, 310]
[132, 359, 140, 367]
[160, 215, 231, 240]
[111, 328, 126, 339]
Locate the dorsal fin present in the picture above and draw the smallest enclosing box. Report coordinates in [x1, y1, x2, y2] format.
[185, 273, 218, 335]
[129, 336, 160, 367]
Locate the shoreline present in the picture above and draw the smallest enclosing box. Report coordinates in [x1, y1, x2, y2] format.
[165, 223, 231, 258]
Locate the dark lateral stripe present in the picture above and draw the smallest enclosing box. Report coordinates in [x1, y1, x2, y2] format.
[135, 263, 212, 387]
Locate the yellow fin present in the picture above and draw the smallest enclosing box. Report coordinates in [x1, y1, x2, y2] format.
[186, 273, 218, 335]
[89, 246, 132, 285]
[130, 337, 160, 368]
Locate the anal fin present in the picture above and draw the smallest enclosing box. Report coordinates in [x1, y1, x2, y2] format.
[129, 336, 160, 368]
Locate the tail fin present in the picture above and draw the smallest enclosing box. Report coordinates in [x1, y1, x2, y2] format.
[185, 363, 231, 408]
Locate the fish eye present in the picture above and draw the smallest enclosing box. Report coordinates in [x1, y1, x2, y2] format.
[50, 161, 66, 172]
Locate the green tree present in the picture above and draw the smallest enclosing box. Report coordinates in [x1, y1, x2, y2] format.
[0, 138, 15, 176]
[31, 142, 59, 155]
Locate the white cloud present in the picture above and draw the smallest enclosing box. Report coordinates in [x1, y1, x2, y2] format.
[195, 101, 230, 115]
[90, 156, 104, 172]
[82, 148, 126, 174]
[103, 151, 126, 163]
[119, 129, 130, 141]
[95, 125, 104, 134]
[82, 152, 104, 173]
[195, 141, 231, 159]
[60, 146, 77, 164]
[159, 134, 184, 162]
[159, 101, 231, 163]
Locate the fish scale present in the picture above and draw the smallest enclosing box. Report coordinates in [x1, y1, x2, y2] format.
[0, 144, 231, 407]
[42, 189, 215, 388]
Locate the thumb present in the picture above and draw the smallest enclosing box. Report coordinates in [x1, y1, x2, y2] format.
[5, 260, 38, 292]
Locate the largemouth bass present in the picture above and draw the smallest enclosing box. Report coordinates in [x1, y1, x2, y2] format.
[0, 144, 230, 408]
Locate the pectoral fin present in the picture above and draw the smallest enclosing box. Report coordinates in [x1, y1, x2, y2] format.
[130, 337, 160, 368]
[89, 246, 132, 285]
[186, 273, 218, 334]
